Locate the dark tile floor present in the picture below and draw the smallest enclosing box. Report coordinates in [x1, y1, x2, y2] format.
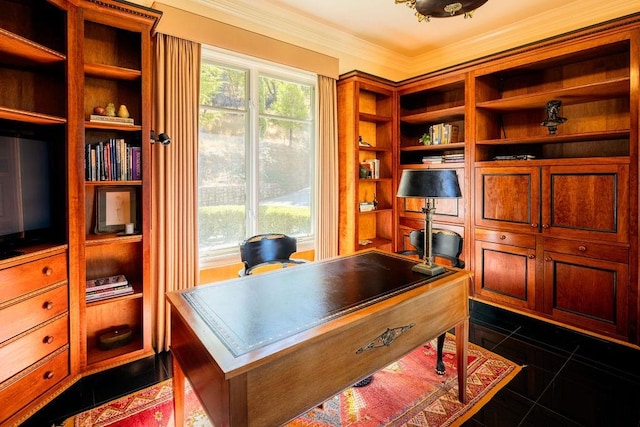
[23, 300, 640, 427]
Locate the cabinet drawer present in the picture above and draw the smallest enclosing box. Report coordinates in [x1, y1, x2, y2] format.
[0, 254, 67, 304]
[475, 228, 536, 248]
[543, 238, 628, 264]
[0, 347, 69, 425]
[0, 314, 68, 383]
[0, 285, 68, 343]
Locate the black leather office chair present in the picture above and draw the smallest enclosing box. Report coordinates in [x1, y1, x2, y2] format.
[239, 233, 307, 276]
[400, 228, 465, 268]
[398, 228, 465, 375]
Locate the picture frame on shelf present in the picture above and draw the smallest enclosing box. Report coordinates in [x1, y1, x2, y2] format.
[95, 186, 137, 234]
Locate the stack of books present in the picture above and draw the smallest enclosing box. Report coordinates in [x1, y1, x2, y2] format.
[443, 151, 465, 163]
[422, 155, 443, 164]
[86, 274, 133, 302]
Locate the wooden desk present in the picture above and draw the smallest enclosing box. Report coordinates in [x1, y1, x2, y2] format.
[167, 250, 470, 426]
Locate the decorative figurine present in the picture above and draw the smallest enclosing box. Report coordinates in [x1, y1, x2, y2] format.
[105, 103, 116, 117]
[540, 100, 567, 135]
[117, 104, 130, 118]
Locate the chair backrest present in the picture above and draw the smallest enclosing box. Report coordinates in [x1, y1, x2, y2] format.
[239, 233, 305, 275]
[408, 228, 464, 268]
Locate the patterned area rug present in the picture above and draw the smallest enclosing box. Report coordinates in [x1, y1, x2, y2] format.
[62, 334, 520, 427]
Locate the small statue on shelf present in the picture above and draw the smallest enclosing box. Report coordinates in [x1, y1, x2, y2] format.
[105, 102, 116, 117]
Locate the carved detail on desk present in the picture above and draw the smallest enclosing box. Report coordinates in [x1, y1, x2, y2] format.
[356, 323, 416, 354]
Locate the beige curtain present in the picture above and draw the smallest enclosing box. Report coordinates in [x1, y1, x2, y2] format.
[151, 33, 201, 352]
[315, 75, 339, 260]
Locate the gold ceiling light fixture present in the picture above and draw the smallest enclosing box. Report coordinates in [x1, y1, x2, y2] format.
[395, 0, 488, 22]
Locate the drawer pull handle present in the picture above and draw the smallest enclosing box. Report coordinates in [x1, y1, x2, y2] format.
[545, 256, 552, 262]
[356, 323, 415, 354]
[528, 254, 535, 259]
[500, 235, 506, 240]
[43, 301, 54, 310]
[44, 371, 55, 380]
[578, 245, 587, 252]
[542, 224, 550, 229]
[44, 335, 54, 344]
[43, 267, 53, 276]
[530, 223, 538, 228]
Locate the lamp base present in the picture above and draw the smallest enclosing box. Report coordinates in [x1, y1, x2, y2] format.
[411, 262, 446, 276]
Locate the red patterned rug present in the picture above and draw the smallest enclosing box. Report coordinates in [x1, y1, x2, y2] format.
[62, 334, 520, 427]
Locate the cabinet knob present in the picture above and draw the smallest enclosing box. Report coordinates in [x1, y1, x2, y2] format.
[500, 234, 507, 240]
[578, 245, 587, 252]
[43, 301, 54, 310]
[43, 335, 54, 344]
[528, 254, 536, 259]
[44, 371, 55, 380]
[530, 223, 538, 228]
[43, 267, 53, 276]
[542, 224, 550, 229]
[545, 256, 553, 262]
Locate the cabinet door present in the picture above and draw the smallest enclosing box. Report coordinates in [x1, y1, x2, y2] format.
[475, 166, 540, 234]
[543, 251, 628, 339]
[474, 236, 537, 310]
[541, 164, 629, 243]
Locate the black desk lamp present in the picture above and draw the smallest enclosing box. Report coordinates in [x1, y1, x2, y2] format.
[397, 169, 462, 276]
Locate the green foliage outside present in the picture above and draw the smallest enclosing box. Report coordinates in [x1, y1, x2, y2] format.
[199, 205, 311, 245]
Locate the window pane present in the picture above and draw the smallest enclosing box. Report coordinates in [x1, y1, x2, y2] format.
[199, 110, 247, 257]
[259, 76, 312, 119]
[258, 118, 312, 237]
[201, 63, 246, 110]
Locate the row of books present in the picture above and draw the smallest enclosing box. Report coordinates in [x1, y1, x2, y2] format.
[427, 123, 459, 145]
[86, 274, 133, 302]
[85, 138, 142, 181]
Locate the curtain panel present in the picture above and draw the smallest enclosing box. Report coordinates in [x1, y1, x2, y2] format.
[151, 33, 201, 352]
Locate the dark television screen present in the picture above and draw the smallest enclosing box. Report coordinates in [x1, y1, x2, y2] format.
[0, 135, 53, 247]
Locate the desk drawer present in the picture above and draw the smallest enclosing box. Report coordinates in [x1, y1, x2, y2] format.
[0, 254, 67, 304]
[0, 347, 69, 425]
[475, 229, 536, 248]
[0, 314, 68, 383]
[0, 285, 68, 343]
[543, 238, 628, 263]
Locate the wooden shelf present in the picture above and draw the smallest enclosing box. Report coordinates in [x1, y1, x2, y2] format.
[84, 63, 141, 80]
[476, 78, 629, 111]
[401, 142, 465, 152]
[476, 129, 630, 146]
[400, 105, 465, 125]
[85, 121, 142, 131]
[359, 112, 392, 123]
[0, 28, 66, 66]
[0, 106, 66, 125]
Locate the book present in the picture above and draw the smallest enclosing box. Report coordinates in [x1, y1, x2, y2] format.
[86, 274, 129, 293]
[89, 114, 134, 125]
[86, 285, 134, 302]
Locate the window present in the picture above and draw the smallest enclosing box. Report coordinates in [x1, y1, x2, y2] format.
[198, 47, 316, 265]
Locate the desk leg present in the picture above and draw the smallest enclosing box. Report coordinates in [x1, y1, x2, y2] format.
[172, 354, 186, 427]
[455, 319, 469, 403]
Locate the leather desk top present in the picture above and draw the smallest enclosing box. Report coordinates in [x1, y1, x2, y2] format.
[181, 251, 453, 356]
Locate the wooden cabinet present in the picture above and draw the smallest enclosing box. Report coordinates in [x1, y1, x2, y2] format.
[338, 72, 395, 254]
[0, 251, 70, 425]
[0, 0, 160, 424]
[77, 0, 159, 370]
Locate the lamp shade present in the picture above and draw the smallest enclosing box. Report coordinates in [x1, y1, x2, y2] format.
[396, 169, 461, 199]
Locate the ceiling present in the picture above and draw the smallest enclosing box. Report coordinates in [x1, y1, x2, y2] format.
[145, 0, 639, 81]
